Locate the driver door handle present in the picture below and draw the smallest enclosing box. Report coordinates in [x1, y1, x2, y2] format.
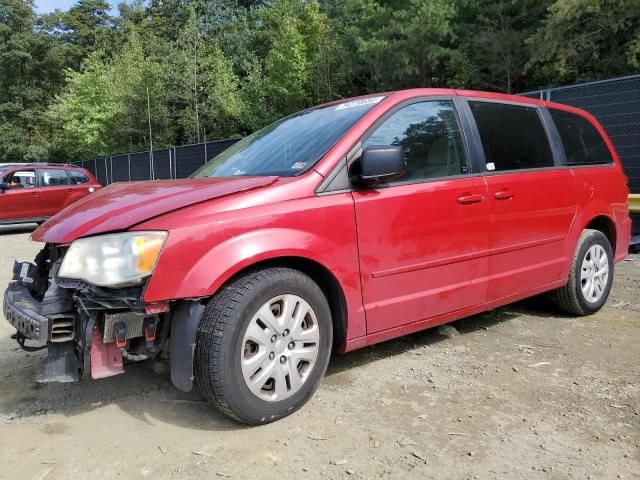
[457, 193, 484, 204]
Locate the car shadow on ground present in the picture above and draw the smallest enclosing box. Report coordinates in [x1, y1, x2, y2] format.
[0, 224, 37, 236]
[0, 297, 567, 431]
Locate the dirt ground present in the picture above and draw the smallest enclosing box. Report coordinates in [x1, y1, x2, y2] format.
[0, 224, 638, 480]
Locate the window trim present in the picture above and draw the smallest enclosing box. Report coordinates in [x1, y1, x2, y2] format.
[460, 97, 564, 175]
[316, 96, 475, 194]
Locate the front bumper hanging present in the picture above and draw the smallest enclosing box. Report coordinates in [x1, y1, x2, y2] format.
[3, 247, 182, 388]
[3, 283, 50, 344]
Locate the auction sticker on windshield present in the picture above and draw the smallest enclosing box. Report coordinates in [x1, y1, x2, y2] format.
[335, 96, 385, 110]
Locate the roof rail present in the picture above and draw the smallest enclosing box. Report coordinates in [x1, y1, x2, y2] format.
[0, 162, 73, 167]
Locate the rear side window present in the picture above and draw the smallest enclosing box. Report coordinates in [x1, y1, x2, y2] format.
[549, 109, 614, 165]
[469, 101, 554, 171]
[69, 170, 90, 184]
[40, 169, 70, 187]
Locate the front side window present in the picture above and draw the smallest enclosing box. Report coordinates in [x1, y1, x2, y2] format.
[40, 169, 70, 187]
[469, 101, 554, 171]
[69, 170, 90, 184]
[363, 100, 468, 182]
[549, 109, 614, 165]
[192, 96, 385, 178]
[3, 170, 36, 188]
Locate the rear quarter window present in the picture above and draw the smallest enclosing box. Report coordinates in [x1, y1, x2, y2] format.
[69, 170, 90, 184]
[549, 109, 614, 165]
[469, 101, 554, 172]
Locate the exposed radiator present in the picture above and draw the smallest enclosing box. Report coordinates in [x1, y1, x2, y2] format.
[103, 312, 146, 343]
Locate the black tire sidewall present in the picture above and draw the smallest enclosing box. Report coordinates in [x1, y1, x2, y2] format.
[208, 269, 332, 423]
[573, 231, 614, 314]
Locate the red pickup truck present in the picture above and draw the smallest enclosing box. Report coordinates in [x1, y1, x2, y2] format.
[3, 89, 631, 424]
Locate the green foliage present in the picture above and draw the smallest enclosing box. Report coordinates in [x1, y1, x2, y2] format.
[0, 0, 638, 162]
[49, 31, 168, 158]
[0, 0, 62, 161]
[527, 0, 640, 84]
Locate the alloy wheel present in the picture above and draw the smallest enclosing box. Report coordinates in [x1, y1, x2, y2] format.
[580, 244, 609, 303]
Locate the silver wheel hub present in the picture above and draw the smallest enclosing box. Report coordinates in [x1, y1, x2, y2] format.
[241, 294, 320, 402]
[580, 244, 609, 303]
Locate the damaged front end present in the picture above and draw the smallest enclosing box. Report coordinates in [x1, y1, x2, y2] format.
[3, 244, 171, 383]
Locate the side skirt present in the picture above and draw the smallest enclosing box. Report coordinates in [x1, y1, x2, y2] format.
[338, 278, 567, 353]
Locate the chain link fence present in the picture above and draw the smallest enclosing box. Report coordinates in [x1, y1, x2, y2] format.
[72, 138, 239, 186]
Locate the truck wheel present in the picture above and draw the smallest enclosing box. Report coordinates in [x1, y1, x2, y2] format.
[194, 267, 333, 424]
[554, 229, 614, 315]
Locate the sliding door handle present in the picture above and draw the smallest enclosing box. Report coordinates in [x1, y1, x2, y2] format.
[493, 189, 513, 200]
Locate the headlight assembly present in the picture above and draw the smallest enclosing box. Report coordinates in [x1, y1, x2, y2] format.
[58, 231, 167, 287]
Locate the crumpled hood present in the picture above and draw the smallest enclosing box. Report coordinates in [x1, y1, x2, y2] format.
[32, 176, 277, 244]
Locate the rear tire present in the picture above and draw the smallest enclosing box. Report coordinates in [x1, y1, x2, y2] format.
[554, 229, 614, 315]
[194, 267, 333, 425]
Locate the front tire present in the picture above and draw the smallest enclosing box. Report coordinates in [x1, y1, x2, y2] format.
[554, 229, 614, 315]
[194, 267, 333, 425]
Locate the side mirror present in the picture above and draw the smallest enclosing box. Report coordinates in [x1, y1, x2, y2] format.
[0, 182, 9, 192]
[353, 145, 406, 186]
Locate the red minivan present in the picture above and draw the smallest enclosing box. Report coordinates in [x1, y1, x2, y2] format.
[0, 164, 101, 225]
[3, 89, 632, 424]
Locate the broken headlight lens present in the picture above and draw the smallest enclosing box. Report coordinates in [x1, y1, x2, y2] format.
[58, 231, 167, 287]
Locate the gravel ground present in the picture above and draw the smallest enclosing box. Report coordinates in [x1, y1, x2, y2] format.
[0, 224, 638, 480]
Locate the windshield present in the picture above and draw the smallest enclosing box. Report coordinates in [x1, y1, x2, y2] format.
[192, 96, 385, 178]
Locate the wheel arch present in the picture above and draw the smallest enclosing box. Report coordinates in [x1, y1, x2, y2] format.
[168, 255, 350, 394]
[584, 215, 617, 254]
[216, 256, 348, 350]
[562, 206, 618, 279]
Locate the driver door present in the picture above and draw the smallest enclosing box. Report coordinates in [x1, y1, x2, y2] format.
[0, 169, 40, 221]
[352, 99, 490, 334]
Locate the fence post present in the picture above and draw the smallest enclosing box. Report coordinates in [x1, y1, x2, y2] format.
[128, 154, 131, 181]
[110, 157, 113, 184]
[173, 146, 177, 179]
[149, 149, 155, 181]
[204, 142, 208, 165]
